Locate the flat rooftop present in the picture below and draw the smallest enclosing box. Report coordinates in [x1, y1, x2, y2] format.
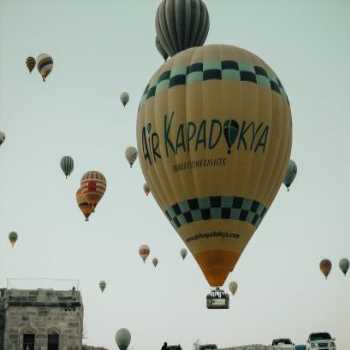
[0, 288, 82, 308]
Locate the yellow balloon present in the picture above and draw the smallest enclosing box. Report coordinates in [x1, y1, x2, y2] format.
[137, 45, 292, 287]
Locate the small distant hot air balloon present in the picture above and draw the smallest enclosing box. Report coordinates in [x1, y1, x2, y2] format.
[155, 36, 168, 61]
[125, 147, 138, 168]
[155, 0, 210, 57]
[80, 171, 107, 211]
[60, 156, 74, 178]
[320, 259, 332, 279]
[180, 248, 188, 260]
[0, 130, 5, 146]
[115, 328, 131, 350]
[9, 231, 18, 247]
[120, 92, 129, 107]
[26, 56, 36, 73]
[139, 244, 150, 263]
[152, 257, 159, 267]
[76, 187, 93, 221]
[37, 53, 53, 81]
[339, 258, 349, 276]
[228, 281, 238, 296]
[99, 280, 107, 293]
[284, 159, 297, 191]
[143, 183, 150, 196]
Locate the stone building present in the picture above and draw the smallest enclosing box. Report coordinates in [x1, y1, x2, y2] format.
[0, 288, 84, 350]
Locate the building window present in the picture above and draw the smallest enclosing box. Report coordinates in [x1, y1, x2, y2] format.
[23, 334, 35, 350]
[48, 333, 59, 350]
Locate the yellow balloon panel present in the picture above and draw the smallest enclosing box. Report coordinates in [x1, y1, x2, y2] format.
[137, 45, 292, 287]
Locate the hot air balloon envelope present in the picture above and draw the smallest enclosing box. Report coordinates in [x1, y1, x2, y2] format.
[228, 281, 238, 295]
[9, 231, 18, 247]
[155, 0, 210, 57]
[115, 328, 131, 350]
[320, 259, 332, 279]
[80, 171, 107, 209]
[76, 187, 93, 221]
[26, 56, 36, 73]
[143, 183, 151, 196]
[125, 147, 138, 168]
[0, 130, 5, 146]
[60, 156, 74, 178]
[339, 258, 349, 276]
[139, 244, 150, 262]
[137, 44, 292, 288]
[152, 257, 159, 267]
[99, 280, 107, 292]
[180, 248, 188, 260]
[37, 53, 53, 81]
[284, 159, 297, 190]
[120, 92, 130, 107]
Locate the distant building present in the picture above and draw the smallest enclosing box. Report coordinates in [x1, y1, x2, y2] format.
[0, 288, 84, 350]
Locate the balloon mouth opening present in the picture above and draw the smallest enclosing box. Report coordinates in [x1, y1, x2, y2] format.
[195, 250, 239, 287]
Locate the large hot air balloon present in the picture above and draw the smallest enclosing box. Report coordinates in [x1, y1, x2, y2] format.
[9, 231, 18, 247]
[37, 53, 53, 81]
[76, 187, 93, 221]
[152, 257, 159, 267]
[115, 328, 131, 350]
[120, 92, 130, 107]
[155, 0, 210, 57]
[155, 36, 169, 61]
[180, 248, 188, 260]
[139, 244, 150, 263]
[26, 56, 36, 73]
[228, 281, 238, 296]
[125, 146, 138, 168]
[320, 259, 332, 279]
[60, 156, 74, 178]
[137, 45, 292, 292]
[99, 280, 107, 293]
[0, 130, 5, 146]
[80, 171, 107, 210]
[283, 159, 297, 191]
[143, 183, 151, 196]
[339, 258, 349, 276]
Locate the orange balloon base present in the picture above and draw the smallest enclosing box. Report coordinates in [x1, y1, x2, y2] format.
[195, 250, 239, 287]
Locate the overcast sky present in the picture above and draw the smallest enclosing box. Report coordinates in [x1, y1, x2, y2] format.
[1, 0, 350, 349]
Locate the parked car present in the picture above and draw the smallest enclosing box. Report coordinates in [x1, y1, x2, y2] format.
[272, 338, 294, 348]
[306, 332, 336, 350]
[295, 345, 306, 350]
